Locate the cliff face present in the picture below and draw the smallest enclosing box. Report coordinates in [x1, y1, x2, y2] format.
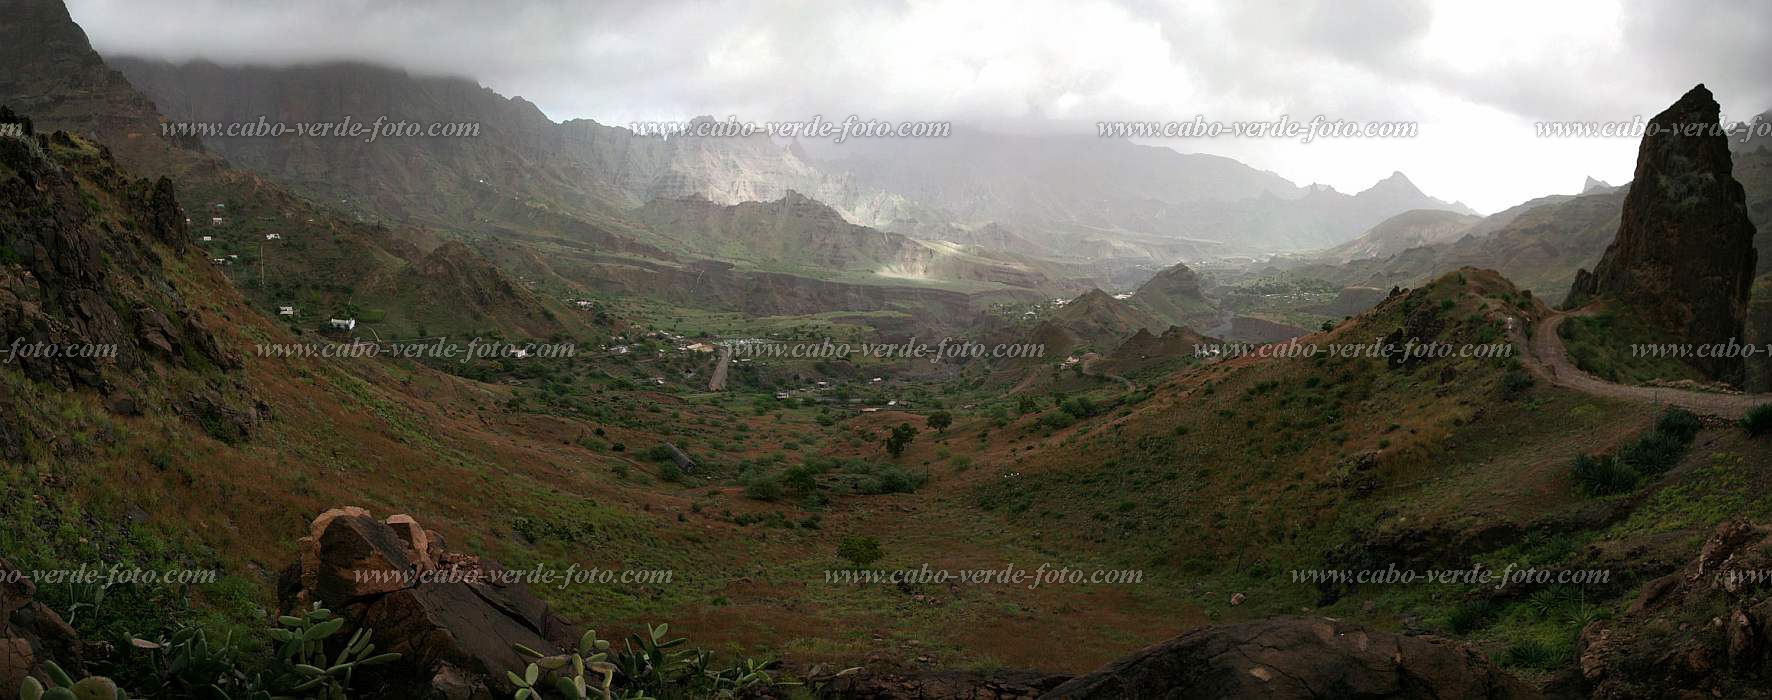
[1568, 84, 1759, 382]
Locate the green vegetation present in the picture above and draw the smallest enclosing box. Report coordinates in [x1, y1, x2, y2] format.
[883, 423, 918, 459]
[1558, 311, 1706, 385]
[1572, 408, 1701, 496]
[837, 535, 883, 567]
[1743, 404, 1772, 436]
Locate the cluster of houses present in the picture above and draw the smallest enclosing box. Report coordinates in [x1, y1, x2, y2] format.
[195, 203, 287, 265]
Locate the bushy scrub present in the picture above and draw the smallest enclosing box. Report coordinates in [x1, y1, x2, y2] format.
[1743, 404, 1772, 437]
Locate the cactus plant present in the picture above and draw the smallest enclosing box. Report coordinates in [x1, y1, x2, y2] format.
[16, 662, 127, 700]
[508, 629, 622, 700]
[267, 603, 400, 699]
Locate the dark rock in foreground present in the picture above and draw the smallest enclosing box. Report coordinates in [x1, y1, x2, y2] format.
[1041, 617, 1539, 699]
[278, 507, 578, 699]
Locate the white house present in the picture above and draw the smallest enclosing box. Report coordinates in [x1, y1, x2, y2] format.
[200, 236, 213, 242]
[265, 233, 281, 240]
[277, 306, 295, 316]
[328, 318, 356, 331]
[210, 217, 224, 226]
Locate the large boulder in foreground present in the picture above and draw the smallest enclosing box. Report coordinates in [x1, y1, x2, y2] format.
[1040, 617, 1539, 699]
[1568, 84, 1759, 383]
[279, 508, 577, 699]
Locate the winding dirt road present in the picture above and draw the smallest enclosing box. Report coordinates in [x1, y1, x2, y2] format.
[1514, 307, 1768, 419]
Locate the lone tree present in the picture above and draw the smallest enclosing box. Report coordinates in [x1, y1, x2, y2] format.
[926, 410, 953, 433]
[884, 423, 919, 458]
[837, 535, 883, 567]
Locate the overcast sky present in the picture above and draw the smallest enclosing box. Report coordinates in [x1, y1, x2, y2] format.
[67, 0, 1772, 213]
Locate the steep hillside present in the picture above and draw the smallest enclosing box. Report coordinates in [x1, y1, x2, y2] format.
[110, 60, 959, 247]
[0, 5, 589, 342]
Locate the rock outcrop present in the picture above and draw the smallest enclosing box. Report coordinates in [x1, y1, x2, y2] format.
[1128, 262, 1218, 329]
[1041, 617, 1539, 699]
[1578, 520, 1772, 698]
[1567, 84, 1760, 383]
[278, 508, 578, 699]
[0, 557, 84, 699]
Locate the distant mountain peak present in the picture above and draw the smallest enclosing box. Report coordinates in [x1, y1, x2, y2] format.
[1362, 171, 1423, 196]
[1582, 176, 1616, 194]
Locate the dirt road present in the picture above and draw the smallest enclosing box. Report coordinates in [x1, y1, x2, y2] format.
[708, 346, 732, 391]
[1514, 307, 1767, 419]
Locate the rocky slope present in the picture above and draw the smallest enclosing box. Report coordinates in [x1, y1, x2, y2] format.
[0, 123, 262, 447]
[0, 4, 590, 341]
[1568, 84, 1760, 383]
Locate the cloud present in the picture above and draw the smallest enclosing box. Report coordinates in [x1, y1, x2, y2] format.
[66, 0, 1772, 212]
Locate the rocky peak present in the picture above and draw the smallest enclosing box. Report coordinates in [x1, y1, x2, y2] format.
[1362, 171, 1422, 196]
[1567, 84, 1760, 382]
[1583, 176, 1618, 194]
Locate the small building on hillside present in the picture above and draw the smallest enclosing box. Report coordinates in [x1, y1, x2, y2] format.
[328, 318, 356, 331]
[277, 306, 295, 316]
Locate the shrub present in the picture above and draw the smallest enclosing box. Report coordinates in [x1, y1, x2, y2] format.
[1060, 396, 1097, 419]
[742, 474, 784, 501]
[1573, 454, 1637, 496]
[856, 465, 925, 495]
[1500, 368, 1534, 399]
[1618, 431, 1684, 476]
[1743, 404, 1772, 437]
[1655, 407, 1702, 444]
[1038, 410, 1077, 430]
[837, 535, 883, 567]
[1446, 599, 1497, 634]
[1500, 638, 1569, 670]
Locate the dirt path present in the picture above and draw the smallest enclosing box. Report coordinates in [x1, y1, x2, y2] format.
[1514, 306, 1767, 419]
[1080, 352, 1137, 394]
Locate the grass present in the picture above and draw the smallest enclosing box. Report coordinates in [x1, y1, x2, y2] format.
[1558, 310, 1708, 385]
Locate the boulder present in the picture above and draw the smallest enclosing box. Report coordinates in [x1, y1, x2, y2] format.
[279, 508, 578, 699]
[1041, 617, 1539, 699]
